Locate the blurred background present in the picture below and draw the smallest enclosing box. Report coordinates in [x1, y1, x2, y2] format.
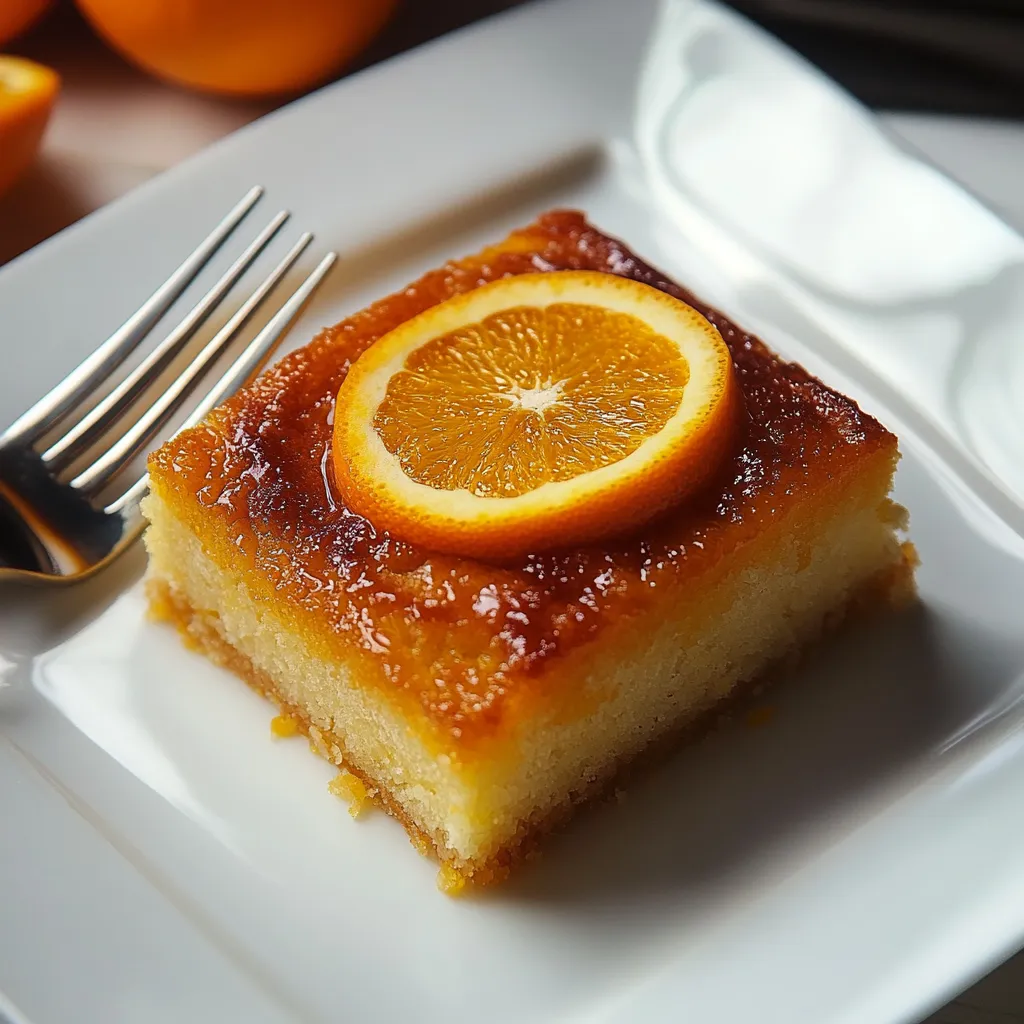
[2, 0, 1024, 268]
[1, 2, 1023, 1021]
[731, 0, 1024, 116]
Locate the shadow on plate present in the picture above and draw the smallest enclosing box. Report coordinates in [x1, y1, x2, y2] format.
[0, 156, 113, 268]
[494, 601, 1024, 910]
[0, 542, 146, 655]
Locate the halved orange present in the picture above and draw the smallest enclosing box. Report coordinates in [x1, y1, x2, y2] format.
[0, 56, 59, 199]
[332, 271, 739, 559]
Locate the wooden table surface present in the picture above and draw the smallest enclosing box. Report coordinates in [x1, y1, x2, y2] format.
[0, 1, 526, 267]
[3, 6, 1024, 1023]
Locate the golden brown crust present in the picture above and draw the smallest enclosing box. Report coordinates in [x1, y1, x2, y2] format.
[148, 210, 900, 751]
[147, 543, 916, 889]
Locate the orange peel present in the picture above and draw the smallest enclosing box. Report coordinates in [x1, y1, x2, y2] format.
[332, 271, 738, 559]
[73, 0, 397, 97]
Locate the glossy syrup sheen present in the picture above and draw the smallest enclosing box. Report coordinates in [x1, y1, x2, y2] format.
[149, 211, 894, 747]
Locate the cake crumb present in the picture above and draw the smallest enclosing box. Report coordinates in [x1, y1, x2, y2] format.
[144, 584, 174, 623]
[270, 714, 300, 739]
[410, 834, 433, 858]
[745, 705, 776, 728]
[328, 771, 372, 818]
[307, 726, 331, 759]
[436, 863, 467, 896]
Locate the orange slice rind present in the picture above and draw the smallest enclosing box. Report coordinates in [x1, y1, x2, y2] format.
[332, 270, 738, 559]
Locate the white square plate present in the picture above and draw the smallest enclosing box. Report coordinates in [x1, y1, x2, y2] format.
[3, 2, 1024, 1022]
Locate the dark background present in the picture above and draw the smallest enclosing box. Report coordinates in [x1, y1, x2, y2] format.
[14, 0, 1024, 117]
[715, 0, 1024, 115]
[356, 0, 1024, 117]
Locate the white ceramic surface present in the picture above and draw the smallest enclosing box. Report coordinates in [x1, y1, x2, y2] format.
[2, 1, 1024, 1022]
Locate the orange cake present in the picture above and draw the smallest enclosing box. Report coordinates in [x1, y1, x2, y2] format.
[142, 211, 915, 888]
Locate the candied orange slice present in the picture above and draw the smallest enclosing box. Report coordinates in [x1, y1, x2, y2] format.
[332, 271, 738, 558]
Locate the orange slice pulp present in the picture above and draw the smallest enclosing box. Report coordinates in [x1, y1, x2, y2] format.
[332, 271, 739, 559]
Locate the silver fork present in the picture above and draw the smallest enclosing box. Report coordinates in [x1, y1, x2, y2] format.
[0, 187, 337, 584]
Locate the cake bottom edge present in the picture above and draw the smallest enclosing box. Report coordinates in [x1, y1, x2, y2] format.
[146, 542, 917, 894]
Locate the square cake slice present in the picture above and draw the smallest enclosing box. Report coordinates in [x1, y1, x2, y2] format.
[142, 211, 915, 888]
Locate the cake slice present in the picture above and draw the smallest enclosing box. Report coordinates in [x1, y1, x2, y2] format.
[142, 211, 915, 888]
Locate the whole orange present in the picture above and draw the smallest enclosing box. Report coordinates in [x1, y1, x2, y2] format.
[0, 0, 52, 46]
[73, 0, 398, 97]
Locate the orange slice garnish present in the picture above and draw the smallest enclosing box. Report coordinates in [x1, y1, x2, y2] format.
[332, 271, 738, 559]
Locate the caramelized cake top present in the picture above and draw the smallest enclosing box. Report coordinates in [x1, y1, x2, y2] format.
[150, 211, 895, 749]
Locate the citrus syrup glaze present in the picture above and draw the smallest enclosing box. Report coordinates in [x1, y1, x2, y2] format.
[150, 211, 891, 745]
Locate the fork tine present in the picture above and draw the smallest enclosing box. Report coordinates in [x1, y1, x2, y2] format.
[74, 239, 331, 495]
[182, 251, 339, 428]
[103, 250, 338, 516]
[0, 186, 264, 450]
[42, 209, 291, 471]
